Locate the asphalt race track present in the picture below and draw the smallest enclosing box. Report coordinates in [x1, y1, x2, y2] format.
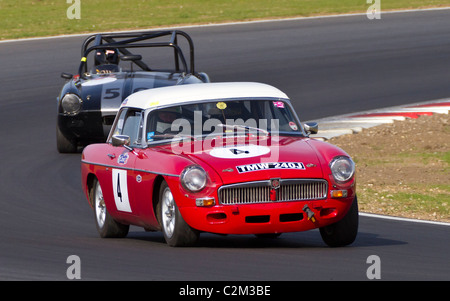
[0, 9, 449, 282]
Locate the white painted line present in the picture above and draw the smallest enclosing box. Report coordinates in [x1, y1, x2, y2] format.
[315, 128, 354, 134]
[318, 122, 383, 129]
[360, 212, 450, 227]
[319, 125, 364, 133]
[353, 116, 406, 121]
[332, 118, 395, 123]
[306, 98, 450, 124]
[389, 108, 449, 114]
[1, 7, 450, 44]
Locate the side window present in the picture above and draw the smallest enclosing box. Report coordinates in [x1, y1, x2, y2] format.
[111, 108, 144, 147]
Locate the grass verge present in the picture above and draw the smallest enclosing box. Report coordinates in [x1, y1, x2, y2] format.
[329, 113, 450, 222]
[1, 0, 450, 40]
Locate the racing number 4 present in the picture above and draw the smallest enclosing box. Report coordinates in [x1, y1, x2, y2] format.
[112, 169, 132, 212]
[116, 173, 122, 202]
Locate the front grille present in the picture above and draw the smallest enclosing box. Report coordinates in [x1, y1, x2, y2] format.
[218, 179, 328, 205]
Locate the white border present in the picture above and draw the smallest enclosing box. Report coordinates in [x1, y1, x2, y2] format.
[1, 6, 450, 44]
[360, 212, 450, 226]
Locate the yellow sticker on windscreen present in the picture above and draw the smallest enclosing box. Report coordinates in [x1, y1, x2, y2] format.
[216, 102, 227, 110]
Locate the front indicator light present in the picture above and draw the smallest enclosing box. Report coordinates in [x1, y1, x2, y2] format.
[330, 190, 348, 198]
[195, 197, 215, 207]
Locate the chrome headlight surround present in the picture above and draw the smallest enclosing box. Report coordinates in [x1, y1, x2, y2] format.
[61, 93, 82, 115]
[330, 156, 355, 183]
[180, 165, 207, 192]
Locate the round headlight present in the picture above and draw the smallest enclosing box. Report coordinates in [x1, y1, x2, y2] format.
[330, 156, 355, 183]
[61, 93, 82, 115]
[180, 166, 207, 192]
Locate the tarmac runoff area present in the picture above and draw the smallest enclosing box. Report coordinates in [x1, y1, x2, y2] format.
[307, 99, 450, 141]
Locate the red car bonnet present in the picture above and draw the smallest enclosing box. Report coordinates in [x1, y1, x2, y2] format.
[163, 135, 324, 185]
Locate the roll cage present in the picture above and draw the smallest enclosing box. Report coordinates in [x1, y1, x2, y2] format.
[78, 30, 196, 79]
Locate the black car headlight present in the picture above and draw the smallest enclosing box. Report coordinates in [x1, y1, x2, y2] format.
[61, 93, 82, 115]
[330, 156, 355, 183]
[180, 166, 207, 192]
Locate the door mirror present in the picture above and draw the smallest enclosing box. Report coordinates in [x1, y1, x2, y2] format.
[61, 72, 73, 80]
[304, 122, 318, 135]
[112, 135, 131, 147]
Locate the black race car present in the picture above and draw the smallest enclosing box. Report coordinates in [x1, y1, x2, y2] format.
[56, 30, 209, 153]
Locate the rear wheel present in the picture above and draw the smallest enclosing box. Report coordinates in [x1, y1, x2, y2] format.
[319, 196, 359, 247]
[56, 126, 77, 153]
[91, 179, 129, 238]
[157, 181, 199, 247]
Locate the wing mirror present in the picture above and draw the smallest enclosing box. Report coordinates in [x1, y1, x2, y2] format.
[303, 122, 318, 135]
[112, 135, 131, 147]
[61, 72, 73, 80]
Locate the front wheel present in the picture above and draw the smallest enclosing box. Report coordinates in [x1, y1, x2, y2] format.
[91, 179, 129, 238]
[319, 196, 359, 247]
[157, 181, 199, 247]
[56, 125, 77, 153]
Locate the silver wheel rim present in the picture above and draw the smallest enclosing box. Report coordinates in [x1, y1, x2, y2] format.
[94, 182, 106, 229]
[161, 187, 175, 239]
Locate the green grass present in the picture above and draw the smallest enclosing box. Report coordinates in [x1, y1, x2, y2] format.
[0, 0, 449, 40]
[359, 186, 450, 221]
[397, 150, 450, 171]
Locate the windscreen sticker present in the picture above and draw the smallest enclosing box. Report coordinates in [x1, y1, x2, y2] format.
[216, 102, 227, 110]
[273, 101, 285, 108]
[289, 121, 298, 131]
[236, 162, 305, 173]
[147, 131, 155, 141]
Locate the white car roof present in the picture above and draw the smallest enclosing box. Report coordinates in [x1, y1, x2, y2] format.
[121, 82, 290, 110]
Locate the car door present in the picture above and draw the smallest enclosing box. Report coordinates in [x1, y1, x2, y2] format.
[102, 108, 144, 218]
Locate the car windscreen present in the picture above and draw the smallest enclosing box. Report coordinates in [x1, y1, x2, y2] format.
[145, 99, 303, 143]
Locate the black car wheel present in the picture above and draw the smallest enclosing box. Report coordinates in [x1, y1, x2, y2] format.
[56, 126, 77, 153]
[91, 178, 129, 238]
[319, 195, 359, 247]
[157, 181, 199, 247]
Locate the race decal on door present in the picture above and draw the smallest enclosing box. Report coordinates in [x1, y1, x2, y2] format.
[112, 169, 132, 213]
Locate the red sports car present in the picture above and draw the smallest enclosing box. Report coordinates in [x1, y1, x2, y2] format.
[81, 82, 358, 247]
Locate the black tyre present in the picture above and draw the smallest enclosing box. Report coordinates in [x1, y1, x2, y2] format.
[319, 196, 359, 247]
[255, 233, 282, 239]
[56, 126, 77, 153]
[91, 179, 129, 238]
[157, 181, 199, 247]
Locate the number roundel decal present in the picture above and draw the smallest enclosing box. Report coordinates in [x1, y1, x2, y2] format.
[209, 145, 270, 159]
[112, 169, 132, 212]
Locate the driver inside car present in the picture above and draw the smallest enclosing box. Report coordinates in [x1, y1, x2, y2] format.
[156, 109, 180, 134]
[91, 48, 121, 74]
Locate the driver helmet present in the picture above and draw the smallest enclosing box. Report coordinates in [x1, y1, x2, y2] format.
[94, 48, 119, 65]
